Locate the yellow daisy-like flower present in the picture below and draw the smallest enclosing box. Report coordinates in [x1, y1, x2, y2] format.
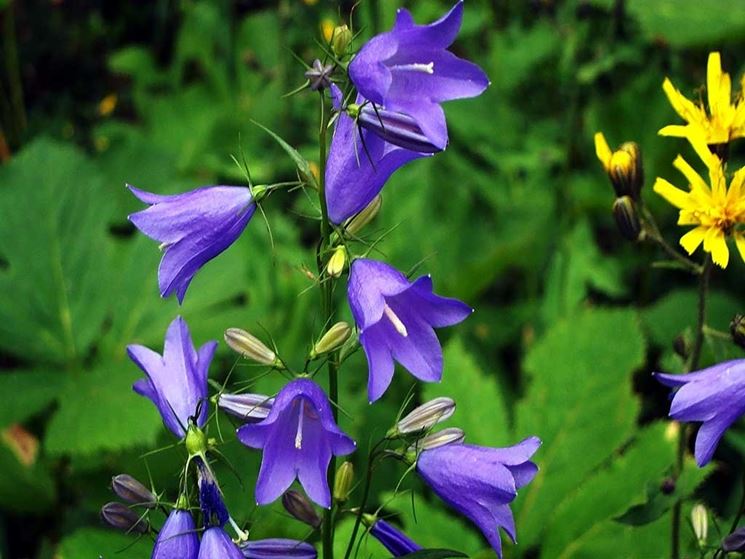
[653, 139, 745, 268]
[660, 52, 745, 146]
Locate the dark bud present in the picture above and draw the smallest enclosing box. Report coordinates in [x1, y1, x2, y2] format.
[673, 335, 689, 359]
[100, 502, 148, 533]
[723, 526, 745, 552]
[730, 314, 745, 350]
[609, 142, 644, 199]
[356, 104, 442, 153]
[612, 196, 642, 241]
[305, 59, 334, 92]
[111, 474, 156, 508]
[660, 477, 676, 495]
[282, 490, 322, 529]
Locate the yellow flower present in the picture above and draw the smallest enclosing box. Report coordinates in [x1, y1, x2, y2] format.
[659, 52, 745, 145]
[594, 132, 643, 198]
[654, 138, 745, 268]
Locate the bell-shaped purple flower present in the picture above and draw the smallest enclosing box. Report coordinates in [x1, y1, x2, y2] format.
[348, 1, 489, 151]
[236, 378, 356, 508]
[347, 258, 472, 402]
[240, 539, 318, 559]
[128, 316, 217, 438]
[655, 359, 745, 466]
[196, 458, 230, 528]
[128, 184, 256, 303]
[326, 91, 429, 224]
[152, 509, 199, 559]
[416, 437, 541, 559]
[368, 518, 421, 556]
[197, 527, 245, 559]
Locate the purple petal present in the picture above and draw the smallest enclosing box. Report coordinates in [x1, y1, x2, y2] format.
[383, 312, 443, 383]
[152, 510, 199, 559]
[198, 527, 245, 559]
[240, 539, 317, 559]
[369, 519, 422, 556]
[408, 275, 472, 327]
[360, 327, 395, 403]
[347, 259, 412, 328]
[392, 2, 463, 49]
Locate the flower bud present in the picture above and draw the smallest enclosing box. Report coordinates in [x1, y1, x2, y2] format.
[333, 461, 354, 502]
[224, 328, 279, 366]
[612, 196, 642, 241]
[345, 196, 382, 236]
[311, 322, 352, 358]
[660, 477, 676, 495]
[723, 527, 745, 552]
[241, 538, 318, 559]
[357, 104, 441, 153]
[218, 393, 273, 422]
[326, 246, 347, 278]
[305, 59, 334, 92]
[282, 490, 322, 529]
[393, 397, 456, 436]
[408, 428, 465, 458]
[731, 314, 745, 350]
[691, 503, 708, 545]
[100, 502, 149, 534]
[595, 133, 644, 199]
[185, 424, 208, 457]
[111, 474, 156, 508]
[331, 25, 352, 56]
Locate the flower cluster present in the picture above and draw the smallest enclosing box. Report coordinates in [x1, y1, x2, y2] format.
[115, 4, 539, 559]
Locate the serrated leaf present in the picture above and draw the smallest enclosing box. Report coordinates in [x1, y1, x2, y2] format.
[423, 338, 509, 445]
[0, 370, 65, 428]
[514, 308, 646, 548]
[56, 527, 151, 559]
[0, 138, 112, 365]
[44, 365, 161, 456]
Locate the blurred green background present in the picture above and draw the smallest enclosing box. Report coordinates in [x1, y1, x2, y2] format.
[1, 0, 745, 558]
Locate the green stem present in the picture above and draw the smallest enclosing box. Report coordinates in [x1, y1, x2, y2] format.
[1, 1, 26, 150]
[342, 445, 380, 559]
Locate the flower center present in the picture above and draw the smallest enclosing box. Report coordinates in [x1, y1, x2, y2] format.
[389, 62, 434, 75]
[383, 304, 408, 337]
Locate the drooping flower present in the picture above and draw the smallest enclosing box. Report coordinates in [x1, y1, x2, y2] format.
[347, 258, 471, 402]
[366, 517, 422, 556]
[128, 184, 256, 303]
[236, 378, 356, 508]
[240, 539, 318, 559]
[660, 52, 745, 146]
[653, 137, 745, 268]
[128, 316, 217, 438]
[348, 1, 489, 151]
[197, 527, 245, 559]
[152, 509, 200, 559]
[416, 437, 541, 559]
[196, 458, 229, 528]
[655, 359, 745, 466]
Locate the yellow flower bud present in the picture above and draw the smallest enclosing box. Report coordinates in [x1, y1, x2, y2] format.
[331, 25, 352, 56]
[311, 321, 352, 358]
[594, 132, 644, 199]
[224, 328, 279, 366]
[326, 246, 347, 278]
[691, 503, 708, 545]
[333, 461, 354, 502]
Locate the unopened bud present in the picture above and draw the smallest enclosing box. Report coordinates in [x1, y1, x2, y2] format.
[282, 490, 322, 528]
[691, 503, 708, 544]
[344, 196, 382, 238]
[409, 428, 465, 457]
[595, 133, 643, 199]
[723, 527, 745, 552]
[326, 246, 347, 278]
[218, 393, 273, 422]
[731, 314, 745, 350]
[312, 322, 352, 358]
[331, 25, 352, 56]
[357, 104, 441, 153]
[111, 474, 156, 508]
[672, 334, 689, 359]
[101, 502, 148, 533]
[334, 461, 354, 502]
[660, 477, 676, 495]
[612, 196, 642, 241]
[393, 397, 456, 436]
[224, 328, 279, 366]
[185, 424, 208, 457]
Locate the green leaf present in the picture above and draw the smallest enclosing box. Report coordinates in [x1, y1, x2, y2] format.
[423, 338, 509, 445]
[44, 365, 162, 456]
[514, 308, 646, 548]
[0, 438, 55, 513]
[0, 370, 65, 429]
[334, 517, 390, 559]
[0, 138, 112, 365]
[56, 527, 150, 559]
[397, 550, 468, 559]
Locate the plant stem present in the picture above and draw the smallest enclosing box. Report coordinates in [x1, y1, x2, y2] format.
[343, 442, 382, 559]
[671, 256, 712, 559]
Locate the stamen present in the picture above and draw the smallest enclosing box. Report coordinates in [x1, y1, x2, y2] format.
[295, 401, 305, 450]
[390, 62, 434, 75]
[383, 304, 408, 337]
[158, 242, 171, 251]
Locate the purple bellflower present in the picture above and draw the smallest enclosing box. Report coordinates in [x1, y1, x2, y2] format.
[197, 458, 230, 528]
[236, 378, 356, 508]
[416, 437, 541, 559]
[655, 359, 745, 466]
[152, 509, 199, 559]
[128, 184, 256, 303]
[347, 258, 472, 402]
[325, 87, 429, 224]
[198, 527, 245, 559]
[348, 1, 489, 151]
[368, 518, 422, 556]
[128, 316, 217, 438]
[240, 539, 318, 559]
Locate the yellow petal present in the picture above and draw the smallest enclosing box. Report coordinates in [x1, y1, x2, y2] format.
[654, 178, 691, 209]
[687, 135, 717, 170]
[707, 52, 729, 117]
[658, 124, 690, 138]
[707, 155, 728, 200]
[663, 78, 703, 123]
[703, 226, 729, 268]
[594, 132, 612, 170]
[735, 232, 745, 265]
[679, 226, 707, 255]
[727, 167, 745, 205]
[673, 154, 710, 193]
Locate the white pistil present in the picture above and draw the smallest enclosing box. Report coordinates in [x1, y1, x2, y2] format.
[390, 62, 434, 75]
[295, 401, 305, 450]
[383, 304, 408, 337]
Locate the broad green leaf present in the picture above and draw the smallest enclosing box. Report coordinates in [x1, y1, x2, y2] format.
[335, 517, 390, 559]
[44, 365, 161, 456]
[398, 550, 467, 559]
[56, 527, 150, 559]
[423, 338, 509, 446]
[0, 370, 65, 429]
[514, 308, 646, 548]
[0, 435, 55, 513]
[0, 138, 112, 365]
